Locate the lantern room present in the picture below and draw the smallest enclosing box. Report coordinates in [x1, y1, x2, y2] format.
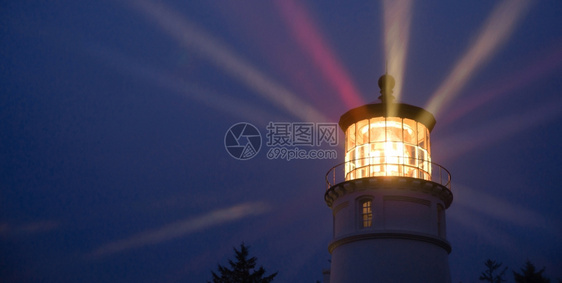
[338, 74, 437, 182]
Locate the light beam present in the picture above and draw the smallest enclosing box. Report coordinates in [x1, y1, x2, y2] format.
[454, 184, 546, 228]
[88, 44, 284, 124]
[425, 0, 531, 117]
[382, 0, 413, 102]
[440, 44, 562, 126]
[128, 0, 328, 123]
[434, 96, 562, 162]
[89, 202, 269, 258]
[274, 0, 364, 109]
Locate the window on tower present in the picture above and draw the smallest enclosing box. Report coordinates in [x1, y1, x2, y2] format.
[360, 200, 373, 228]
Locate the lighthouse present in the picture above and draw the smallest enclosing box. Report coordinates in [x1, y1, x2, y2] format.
[324, 74, 453, 283]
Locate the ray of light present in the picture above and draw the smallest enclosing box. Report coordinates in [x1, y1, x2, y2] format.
[128, 0, 328, 123]
[433, 95, 562, 162]
[88, 44, 286, 125]
[425, 0, 531, 118]
[440, 44, 562, 127]
[274, 0, 364, 109]
[88, 202, 270, 258]
[448, 182, 553, 256]
[453, 184, 547, 228]
[449, 205, 519, 253]
[215, 3, 331, 113]
[382, 0, 413, 102]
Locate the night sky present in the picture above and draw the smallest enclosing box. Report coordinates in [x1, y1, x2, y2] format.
[2, 1, 562, 282]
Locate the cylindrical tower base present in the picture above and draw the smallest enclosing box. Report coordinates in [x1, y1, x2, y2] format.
[330, 235, 451, 283]
[325, 177, 453, 283]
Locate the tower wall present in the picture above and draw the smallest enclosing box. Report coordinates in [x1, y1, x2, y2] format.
[326, 177, 452, 283]
[330, 239, 451, 283]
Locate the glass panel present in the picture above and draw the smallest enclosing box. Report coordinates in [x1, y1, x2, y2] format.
[369, 117, 385, 142]
[370, 143, 383, 176]
[403, 118, 417, 145]
[345, 151, 355, 180]
[356, 119, 369, 146]
[415, 147, 431, 181]
[358, 167, 367, 179]
[417, 147, 426, 163]
[356, 144, 368, 167]
[405, 166, 418, 178]
[347, 170, 355, 181]
[404, 144, 417, 166]
[426, 128, 431, 156]
[346, 123, 355, 153]
[386, 141, 402, 176]
[385, 117, 403, 142]
[417, 122, 427, 150]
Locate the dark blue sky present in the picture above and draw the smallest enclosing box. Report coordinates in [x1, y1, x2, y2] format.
[2, 1, 562, 282]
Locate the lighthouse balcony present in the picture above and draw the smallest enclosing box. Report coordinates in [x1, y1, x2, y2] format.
[324, 158, 452, 208]
[326, 157, 450, 189]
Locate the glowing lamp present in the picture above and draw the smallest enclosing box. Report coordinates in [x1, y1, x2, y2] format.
[339, 74, 435, 182]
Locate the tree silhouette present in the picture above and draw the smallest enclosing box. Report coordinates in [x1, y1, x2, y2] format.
[209, 243, 278, 283]
[479, 259, 508, 283]
[513, 260, 550, 283]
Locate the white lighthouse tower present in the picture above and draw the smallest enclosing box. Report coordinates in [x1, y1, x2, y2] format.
[324, 74, 453, 283]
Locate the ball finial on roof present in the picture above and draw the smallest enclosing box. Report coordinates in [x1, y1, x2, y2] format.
[378, 74, 396, 103]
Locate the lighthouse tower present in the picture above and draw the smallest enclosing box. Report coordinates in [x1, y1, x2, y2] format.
[324, 74, 453, 283]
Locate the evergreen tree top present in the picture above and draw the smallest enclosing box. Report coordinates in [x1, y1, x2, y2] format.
[209, 243, 278, 283]
[513, 260, 550, 283]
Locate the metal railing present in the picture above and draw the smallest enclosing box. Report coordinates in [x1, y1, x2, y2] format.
[325, 156, 451, 190]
